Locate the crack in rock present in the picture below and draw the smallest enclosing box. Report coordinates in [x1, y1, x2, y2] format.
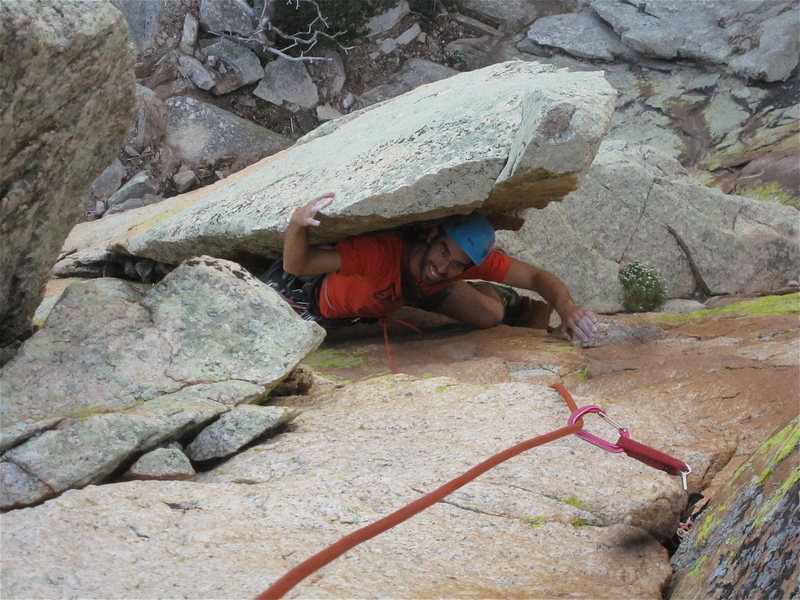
[666, 225, 712, 298]
[410, 486, 514, 520]
[619, 176, 656, 263]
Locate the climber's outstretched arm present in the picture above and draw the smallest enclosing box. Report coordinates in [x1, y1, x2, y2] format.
[283, 193, 341, 276]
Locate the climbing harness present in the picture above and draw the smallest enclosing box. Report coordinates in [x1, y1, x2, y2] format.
[258, 260, 377, 328]
[258, 260, 324, 323]
[253, 383, 690, 599]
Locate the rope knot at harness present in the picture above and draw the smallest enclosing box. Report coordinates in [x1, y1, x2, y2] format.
[254, 383, 690, 599]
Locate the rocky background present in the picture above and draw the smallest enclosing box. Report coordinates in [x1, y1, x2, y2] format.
[1, 1, 798, 599]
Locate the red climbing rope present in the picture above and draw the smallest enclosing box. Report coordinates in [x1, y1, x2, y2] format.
[255, 384, 581, 599]
[253, 384, 689, 599]
[379, 316, 423, 374]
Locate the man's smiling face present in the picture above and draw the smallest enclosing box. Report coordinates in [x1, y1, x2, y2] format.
[419, 232, 473, 285]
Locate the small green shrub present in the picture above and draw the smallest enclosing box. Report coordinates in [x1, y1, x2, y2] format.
[409, 0, 458, 28]
[619, 261, 667, 312]
[445, 49, 466, 68]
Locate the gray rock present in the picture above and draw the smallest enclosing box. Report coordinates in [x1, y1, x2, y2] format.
[527, 11, 634, 62]
[669, 416, 799, 599]
[106, 170, 159, 213]
[366, 0, 410, 36]
[600, 66, 778, 170]
[378, 37, 398, 55]
[591, 0, 799, 82]
[450, 13, 504, 37]
[178, 55, 216, 90]
[0, 460, 53, 510]
[202, 37, 264, 95]
[125, 447, 195, 480]
[172, 169, 198, 193]
[199, 0, 255, 37]
[359, 58, 458, 107]
[316, 104, 343, 122]
[253, 58, 319, 109]
[501, 140, 800, 312]
[186, 405, 300, 462]
[0, 391, 237, 508]
[81, 159, 125, 216]
[306, 48, 346, 102]
[132, 257, 156, 282]
[61, 61, 615, 267]
[115, 0, 170, 57]
[0, 378, 700, 598]
[395, 23, 421, 46]
[90, 159, 125, 202]
[106, 193, 164, 216]
[661, 299, 708, 314]
[126, 85, 166, 153]
[728, 8, 800, 82]
[575, 320, 665, 348]
[179, 12, 198, 55]
[703, 91, 751, 144]
[443, 35, 502, 70]
[0, 1, 137, 351]
[0, 258, 325, 506]
[3, 411, 192, 495]
[459, 0, 590, 32]
[163, 96, 291, 171]
[32, 278, 149, 333]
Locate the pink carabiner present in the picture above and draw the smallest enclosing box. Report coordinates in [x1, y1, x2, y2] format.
[568, 405, 630, 453]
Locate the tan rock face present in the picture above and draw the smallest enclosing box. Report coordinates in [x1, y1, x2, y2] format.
[1, 377, 677, 599]
[1, 295, 795, 598]
[0, 1, 137, 350]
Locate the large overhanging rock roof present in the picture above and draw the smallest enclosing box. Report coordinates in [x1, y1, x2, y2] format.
[67, 60, 616, 266]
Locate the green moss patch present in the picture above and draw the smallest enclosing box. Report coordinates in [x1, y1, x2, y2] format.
[560, 496, 584, 509]
[688, 554, 709, 580]
[738, 181, 800, 209]
[304, 347, 370, 369]
[694, 502, 727, 545]
[752, 468, 800, 528]
[754, 417, 800, 485]
[652, 293, 800, 325]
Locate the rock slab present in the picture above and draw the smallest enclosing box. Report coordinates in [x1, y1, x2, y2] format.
[0, 257, 324, 508]
[163, 96, 291, 171]
[499, 141, 800, 311]
[0, 0, 137, 351]
[0, 377, 680, 598]
[124, 447, 196, 480]
[669, 416, 800, 599]
[60, 60, 616, 268]
[591, 0, 799, 82]
[186, 405, 300, 461]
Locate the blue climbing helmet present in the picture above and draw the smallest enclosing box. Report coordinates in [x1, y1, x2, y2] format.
[441, 213, 495, 266]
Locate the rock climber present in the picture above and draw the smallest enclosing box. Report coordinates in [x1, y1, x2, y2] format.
[266, 192, 598, 343]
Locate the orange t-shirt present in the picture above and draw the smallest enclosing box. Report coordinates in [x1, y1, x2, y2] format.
[318, 231, 512, 319]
